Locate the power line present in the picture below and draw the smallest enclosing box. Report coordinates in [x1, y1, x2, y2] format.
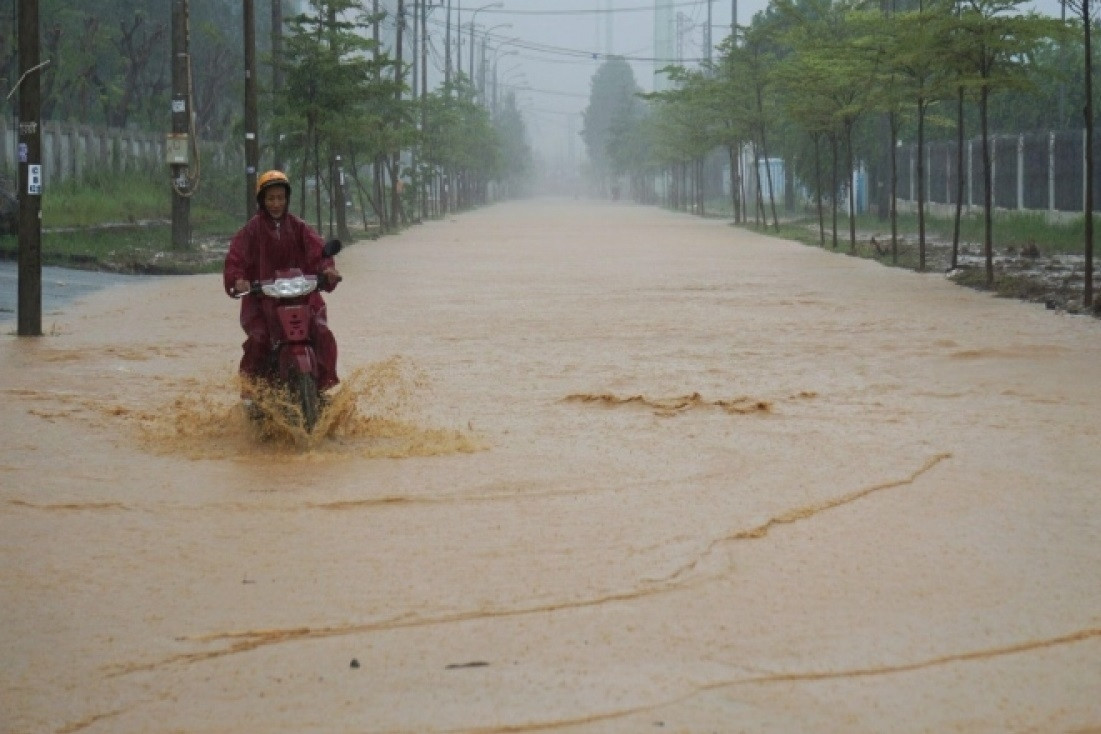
[476, 1, 712, 16]
[426, 17, 710, 63]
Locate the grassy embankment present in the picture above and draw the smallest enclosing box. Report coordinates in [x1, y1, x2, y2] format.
[717, 203, 1093, 298]
[0, 171, 239, 274]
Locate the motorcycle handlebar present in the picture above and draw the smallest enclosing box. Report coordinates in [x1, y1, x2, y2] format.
[230, 242, 339, 299]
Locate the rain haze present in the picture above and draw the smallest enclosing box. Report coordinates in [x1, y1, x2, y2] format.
[466, 1, 768, 169]
[443, 0, 1066, 175]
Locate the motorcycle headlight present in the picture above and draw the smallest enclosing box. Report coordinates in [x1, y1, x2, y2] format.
[262, 275, 317, 298]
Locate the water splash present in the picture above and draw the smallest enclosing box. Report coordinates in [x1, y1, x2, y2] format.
[138, 356, 485, 459]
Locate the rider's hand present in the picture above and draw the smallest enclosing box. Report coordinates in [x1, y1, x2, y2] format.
[322, 268, 342, 288]
[234, 278, 250, 295]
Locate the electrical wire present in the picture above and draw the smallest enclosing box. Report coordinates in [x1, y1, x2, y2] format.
[426, 16, 711, 62]
[475, 1, 714, 16]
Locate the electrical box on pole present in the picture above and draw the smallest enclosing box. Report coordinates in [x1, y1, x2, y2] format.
[17, 0, 43, 337]
[171, 0, 192, 249]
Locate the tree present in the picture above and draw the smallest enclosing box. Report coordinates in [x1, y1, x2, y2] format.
[1066, 0, 1096, 308]
[581, 57, 646, 197]
[277, 1, 390, 231]
[955, 0, 1063, 286]
[492, 92, 534, 199]
[777, 0, 880, 250]
[883, 0, 958, 270]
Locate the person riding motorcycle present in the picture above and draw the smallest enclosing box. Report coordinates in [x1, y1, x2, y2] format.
[223, 170, 342, 392]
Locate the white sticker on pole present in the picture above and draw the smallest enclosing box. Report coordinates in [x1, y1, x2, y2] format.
[27, 165, 42, 195]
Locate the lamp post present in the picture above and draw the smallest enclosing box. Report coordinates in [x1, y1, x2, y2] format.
[492, 51, 519, 114]
[478, 22, 511, 103]
[496, 69, 527, 115]
[469, 2, 502, 80]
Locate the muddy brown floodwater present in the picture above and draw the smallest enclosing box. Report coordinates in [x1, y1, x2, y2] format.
[2, 199, 1100, 733]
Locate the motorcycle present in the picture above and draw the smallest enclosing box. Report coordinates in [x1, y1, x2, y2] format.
[233, 238, 342, 432]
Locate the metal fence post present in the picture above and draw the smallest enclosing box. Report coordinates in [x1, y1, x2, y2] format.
[1017, 134, 1024, 210]
[1049, 131, 1055, 212]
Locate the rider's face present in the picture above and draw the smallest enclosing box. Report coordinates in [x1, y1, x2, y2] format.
[263, 187, 287, 218]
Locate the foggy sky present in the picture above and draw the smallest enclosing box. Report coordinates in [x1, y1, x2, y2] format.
[465, 1, 766, 167]
[461, 0, 1064, 168]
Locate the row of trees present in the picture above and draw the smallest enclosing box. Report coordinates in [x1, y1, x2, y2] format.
[581, 0, 1095, 307]
[2, 0, 533, 233]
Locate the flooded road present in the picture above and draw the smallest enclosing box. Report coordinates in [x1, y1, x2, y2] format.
[0, 262, 154, 324]
[2, 199, 1100, 733]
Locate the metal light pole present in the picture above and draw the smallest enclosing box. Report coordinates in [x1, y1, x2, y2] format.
[469, 2, 502, 81]
[491, 49, 519, 114]
[479, 22, 511, 104]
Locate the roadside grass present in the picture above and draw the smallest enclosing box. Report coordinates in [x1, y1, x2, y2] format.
[1, 170, 240, 273]
[724, 204, 1089, 253]
[732, 205, 1098, 310]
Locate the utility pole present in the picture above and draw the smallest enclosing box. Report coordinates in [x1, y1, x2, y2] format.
[1083, 0, 1094, 308]
[373, 0, 385, 228]
[605, 0, 613, 55]
[706, 0, 712, 66]
[421, 0, 429, 219]
[411, 0, 418, 221]
[392, 0, 406, 226]
[243, 0, 259, 218]
[170, 0, 191, 250]
[271, 0, 285, 171]
[412, 0, 418, 110]
[731, 0, 737, 43]
[17, 0, 43, 336]
[445, 0, 452, 87]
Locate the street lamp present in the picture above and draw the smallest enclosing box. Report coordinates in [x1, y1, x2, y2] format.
[469, 2, 502, 80]
[477, 22, 512, 102]
[492, 50, 520, 113]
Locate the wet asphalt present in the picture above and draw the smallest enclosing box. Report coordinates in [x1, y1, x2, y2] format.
[0, 262, 152, 324]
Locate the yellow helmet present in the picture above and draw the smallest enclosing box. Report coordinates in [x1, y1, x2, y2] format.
[256, 170, 291, 205]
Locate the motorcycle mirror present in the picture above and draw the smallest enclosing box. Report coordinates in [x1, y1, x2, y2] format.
[323, 239, 343, 258]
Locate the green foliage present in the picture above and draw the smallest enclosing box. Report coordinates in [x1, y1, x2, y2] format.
[581, 58, 647, 181]
[1, 0, 256, 139]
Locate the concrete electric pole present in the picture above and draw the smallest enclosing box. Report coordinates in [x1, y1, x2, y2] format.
[17, 0, 43, 336]
[170, 0, 191, 249]
[243, 0, 259, 218]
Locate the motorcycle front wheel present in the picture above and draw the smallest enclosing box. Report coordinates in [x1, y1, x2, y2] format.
[293, 371, 321, 432]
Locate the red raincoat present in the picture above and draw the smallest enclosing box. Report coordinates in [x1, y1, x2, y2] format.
[223, 209, 339, 390]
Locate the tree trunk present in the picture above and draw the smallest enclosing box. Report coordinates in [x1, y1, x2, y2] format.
[1084, 0, 1095, 309]
[846, 121, 856, 253]
[980, 82, 994, 287]
[760, 127, 779, 232]
[830, 134, 839, 249]
[755, 85, 779, 232]
[728, 144, 743, 224]
[917, 97, 927, 270]
[814, 133, 825, 248]
[952, 86, 965, 270]
[391, 0, 405, 227]
[890, 111, 899, 264]
[752, 145, 764, 226]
